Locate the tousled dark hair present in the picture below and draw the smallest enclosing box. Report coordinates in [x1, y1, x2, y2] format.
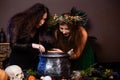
[8, 3, 50, 42]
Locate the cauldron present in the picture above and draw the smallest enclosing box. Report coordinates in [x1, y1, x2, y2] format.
[37, 52, 71, 78]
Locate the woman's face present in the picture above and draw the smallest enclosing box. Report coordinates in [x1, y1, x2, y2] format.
[37, 12, 47, 28]
[59, 24, 70, 37]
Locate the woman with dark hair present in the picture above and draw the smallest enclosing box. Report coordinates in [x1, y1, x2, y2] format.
[8, 3, 51, 70]
[48, 13, 95, 70]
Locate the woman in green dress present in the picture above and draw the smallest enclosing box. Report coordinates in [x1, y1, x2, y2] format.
[48, 12, 95, 70]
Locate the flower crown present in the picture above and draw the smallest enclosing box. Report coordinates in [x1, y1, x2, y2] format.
[48, 8, 88, 28]
[54, 14, 83, 23]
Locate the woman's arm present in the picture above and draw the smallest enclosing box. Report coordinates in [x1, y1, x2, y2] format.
[70, 27, 88, 59]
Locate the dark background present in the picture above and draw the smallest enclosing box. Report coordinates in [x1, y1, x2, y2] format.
[0, 0, 120, 64]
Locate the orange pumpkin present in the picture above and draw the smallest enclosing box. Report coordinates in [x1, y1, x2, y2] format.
[28, 75, 36, 80]
[0, 69, 8, 80]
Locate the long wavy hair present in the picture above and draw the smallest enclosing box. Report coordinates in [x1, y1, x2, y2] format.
[54, 21, 83, 53]
[8, 3, 50, 42]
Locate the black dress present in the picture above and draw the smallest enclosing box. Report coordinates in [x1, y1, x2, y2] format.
[9, 29, 40, 70]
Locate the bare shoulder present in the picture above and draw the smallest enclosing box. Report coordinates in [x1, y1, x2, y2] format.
[79, 27, 88, 37]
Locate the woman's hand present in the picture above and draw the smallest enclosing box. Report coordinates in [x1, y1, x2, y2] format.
[47, 48, 63, 53]
[32, 43, 45, 53]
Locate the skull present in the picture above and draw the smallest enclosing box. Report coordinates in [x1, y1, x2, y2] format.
[5, 65, 24, 80]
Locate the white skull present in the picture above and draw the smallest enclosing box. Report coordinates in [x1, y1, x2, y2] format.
[5, 65, 24, 80]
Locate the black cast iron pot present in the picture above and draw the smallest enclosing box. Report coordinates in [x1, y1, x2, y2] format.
[37, 52, 71, 78]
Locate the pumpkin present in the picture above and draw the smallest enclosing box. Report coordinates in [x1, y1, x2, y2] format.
[0, 69, 8, 80]
[28, 75, 36, 80]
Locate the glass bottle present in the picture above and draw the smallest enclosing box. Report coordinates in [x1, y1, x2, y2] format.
[0, 28, 7, 43]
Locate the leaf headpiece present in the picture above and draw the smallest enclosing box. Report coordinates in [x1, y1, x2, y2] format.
[48, 7, 88, 28]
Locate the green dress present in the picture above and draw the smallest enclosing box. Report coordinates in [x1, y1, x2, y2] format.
[70, 38, 95, 70]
